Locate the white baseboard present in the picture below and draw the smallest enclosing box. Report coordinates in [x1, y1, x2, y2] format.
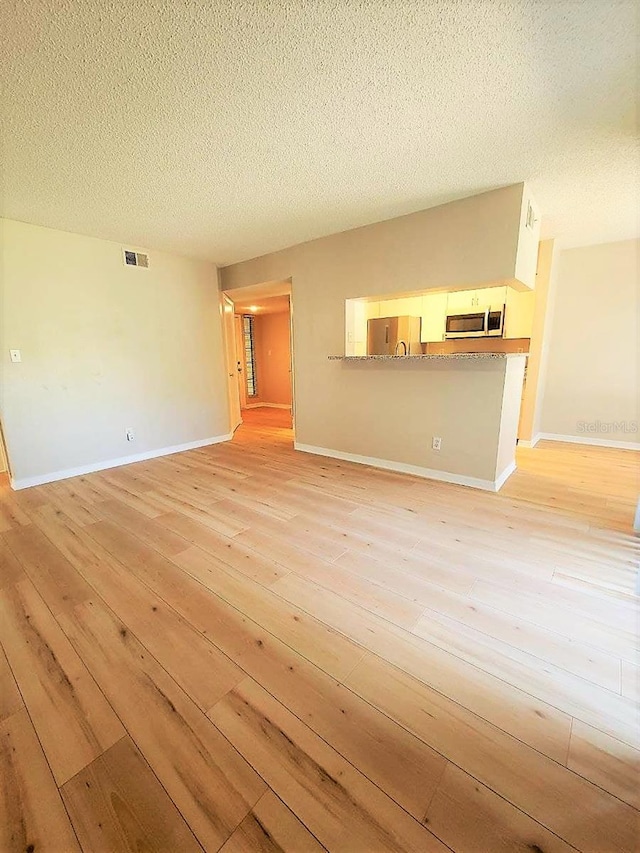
[517, 434, 541, 448]
[11, 433, 233, 490]
[294, 442, 513, 492]
[537, 433, 640, 451]
[494, 461, 517, 490]
[244, 402, 291, 410]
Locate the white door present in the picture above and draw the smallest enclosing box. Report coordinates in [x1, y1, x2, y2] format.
[222, 295, 241, 431]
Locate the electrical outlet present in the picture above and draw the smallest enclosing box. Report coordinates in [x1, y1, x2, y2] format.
[126, 429, 135, 442]
[432, 436, 442, 451]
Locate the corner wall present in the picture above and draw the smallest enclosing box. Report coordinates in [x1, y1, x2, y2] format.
[221, 186, 531, 486]
[0, 219, 230, 487]
[539, 239, 639, 448]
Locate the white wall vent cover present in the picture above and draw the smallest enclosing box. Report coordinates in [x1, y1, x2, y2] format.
[123, 249, 149, 268]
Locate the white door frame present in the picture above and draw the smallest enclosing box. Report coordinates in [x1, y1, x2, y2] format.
[222, 294, 242, 433]
[287, 291, 296, 432]
[234, 314, 248, 410]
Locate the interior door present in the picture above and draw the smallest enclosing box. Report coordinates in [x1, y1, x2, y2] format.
[222, 295, 241, 430]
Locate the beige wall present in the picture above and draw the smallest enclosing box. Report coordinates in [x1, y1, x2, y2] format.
[540, 239, 639, 446]
[254, 311, 292, 406]
[222, 187, 531, 486]
[223, 184, 527, 298]
[299, 357, 523, 485]
[1, 219, 229, 486]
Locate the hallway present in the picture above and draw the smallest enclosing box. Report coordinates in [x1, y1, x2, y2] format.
[240, 405, 293, 432]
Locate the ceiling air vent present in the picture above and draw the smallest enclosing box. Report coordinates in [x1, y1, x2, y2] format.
[123, 249, 149, 268]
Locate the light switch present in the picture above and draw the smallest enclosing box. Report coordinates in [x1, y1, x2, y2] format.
[9, 350, 21, 363]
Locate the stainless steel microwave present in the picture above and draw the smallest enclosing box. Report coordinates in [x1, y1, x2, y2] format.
[445, 307, 505, 339]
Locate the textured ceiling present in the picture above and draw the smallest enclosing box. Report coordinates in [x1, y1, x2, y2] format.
[2, 1, 638, 264]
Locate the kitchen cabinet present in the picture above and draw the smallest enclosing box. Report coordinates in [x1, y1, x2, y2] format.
[420, 292, 448, 342]
[504, 288, 535, 339]
[349, 280, 533, 350]
[480, 286, 507, 309]
[446, 287, 507, 313]
[446, 290, 478, 312]
[405, 296, 423, 316]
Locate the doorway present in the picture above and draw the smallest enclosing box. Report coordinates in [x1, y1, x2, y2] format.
[222, 294, 242, 432]
[0, 419, 11, 482]
[222, 281, 294, 442]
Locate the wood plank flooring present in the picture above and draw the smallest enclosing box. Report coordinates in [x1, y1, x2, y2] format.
[0, 406, 638, 852]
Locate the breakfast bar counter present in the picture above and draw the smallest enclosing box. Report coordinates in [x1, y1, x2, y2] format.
[328, 353, 523, 361]
[293, 352, 528, 491]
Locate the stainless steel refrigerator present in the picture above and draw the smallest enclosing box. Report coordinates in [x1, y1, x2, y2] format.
[367, 316, 422, 355]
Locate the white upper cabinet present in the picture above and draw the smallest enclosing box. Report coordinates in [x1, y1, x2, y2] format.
[504, 288, 536, 339]
[446, 290, 478, 312]
[480, 286, 507, 309]
[446, 286, 506, 313]
[346, 272, 536, 351]
[420, 292, 448, 342]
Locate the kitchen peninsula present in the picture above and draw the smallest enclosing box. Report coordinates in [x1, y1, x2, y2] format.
[316, 351, 526, 490]
[328, 352, 520, 361]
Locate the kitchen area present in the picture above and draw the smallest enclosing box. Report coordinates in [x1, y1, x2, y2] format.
[343, 281, 538, 443]
[346, 284, 535, 357]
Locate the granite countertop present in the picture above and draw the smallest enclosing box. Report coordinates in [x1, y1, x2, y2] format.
[328, 353, 526, 361]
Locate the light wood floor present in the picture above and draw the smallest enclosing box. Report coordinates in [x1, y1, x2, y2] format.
[1, 408, 638, 852]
